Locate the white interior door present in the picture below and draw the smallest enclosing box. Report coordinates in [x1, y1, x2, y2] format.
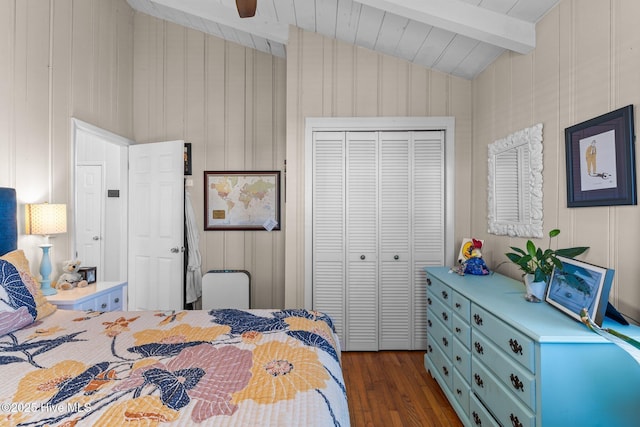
[76, 164, 104, 277]
[128, 140, 184, 311]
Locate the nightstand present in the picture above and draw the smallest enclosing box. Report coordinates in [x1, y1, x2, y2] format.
[46, 281, 128, 311]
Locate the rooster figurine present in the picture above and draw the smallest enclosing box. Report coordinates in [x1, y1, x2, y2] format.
[462, 239, 490, 275]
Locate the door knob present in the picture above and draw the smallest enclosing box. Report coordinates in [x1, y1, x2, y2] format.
[170, 247, 185, 253]
[92, 236, 100, 240]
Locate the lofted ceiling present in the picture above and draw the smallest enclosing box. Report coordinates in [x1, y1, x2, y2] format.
[126, 0, 560, 80]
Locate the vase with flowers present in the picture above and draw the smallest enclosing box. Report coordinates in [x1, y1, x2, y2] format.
[505, 229, 589, 302]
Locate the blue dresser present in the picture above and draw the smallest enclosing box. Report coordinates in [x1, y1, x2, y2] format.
[424, 266, 640, 427]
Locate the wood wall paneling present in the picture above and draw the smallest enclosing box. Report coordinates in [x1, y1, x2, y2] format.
[0, 0, 16, 186]
[473, 0, 640, 322]
[1, 0, 133, 279]
[9, 0, 640, 321]
[133, 15, 286, 309]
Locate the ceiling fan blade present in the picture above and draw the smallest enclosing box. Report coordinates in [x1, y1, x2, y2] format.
[236, 0, 257, 18]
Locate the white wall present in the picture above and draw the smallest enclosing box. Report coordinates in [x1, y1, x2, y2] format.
[471, 0, 640, 322]
[0, 0, 134, 280]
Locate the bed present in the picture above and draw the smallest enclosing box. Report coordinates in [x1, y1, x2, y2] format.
[0, 188, 350, 426]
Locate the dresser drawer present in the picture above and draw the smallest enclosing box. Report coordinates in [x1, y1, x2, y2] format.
[427, 333, 453, 390]
[452, 368, 469, 418]
[452, 312, 470, 348]
[427, 311, 453, 358]
[426, 275, 452, 307]
[472, 330, 535, 410]
[470, 304, 535, 372]
[451, 291, 470, 323]
[76, 298, 97, 311]
[472, 359, 535, 427]
[428, 292, 452, 328]
[427, 311, 453, 357]
[108, 289, 123, 310]
[452, 337, 471, 382]
[469, 393, 500, 427]
[95, 292, 111, 311]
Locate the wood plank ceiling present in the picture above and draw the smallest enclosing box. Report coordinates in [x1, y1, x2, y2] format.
[126, 0, 560, 80]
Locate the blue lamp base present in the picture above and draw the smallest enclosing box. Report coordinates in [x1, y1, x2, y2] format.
[39, 244, 57, 296]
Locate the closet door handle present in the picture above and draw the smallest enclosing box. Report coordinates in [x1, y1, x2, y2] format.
[92, 236, 100, 240]
[170, 247, 185, 253]
[360, 255, 366, 260]
[394, 255, 399, 260]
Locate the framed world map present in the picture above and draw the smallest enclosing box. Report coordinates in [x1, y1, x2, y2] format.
[204, 171, 281, 231]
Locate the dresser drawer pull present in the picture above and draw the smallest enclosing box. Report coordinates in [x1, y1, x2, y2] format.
[474, 341, 484, 354]
[441, 290, 448, 299]
[455, 355, 462, 362]
[442, 337, 449, 347]
[427, 344, 433, 353]
[474, 373, 484, 388]
[509, 338, 523, 355]
[455, 327, 461, 333]
[456, 388, 462, 395]
[455, 302, 461, 309]
[510, 373, 524, 391]
[114, 297, 120, 303]
[101, 303, 107, 309]
[441, 312, 448, 321]
[427, 297, 432, 305]
[510, 413, 523, 427]
[427, 278, 431, 286]
[473, 313, 483, 325]
[428, 319, 432, 328]
[442, 366, 449, 376]
[472, 411, 482, 426]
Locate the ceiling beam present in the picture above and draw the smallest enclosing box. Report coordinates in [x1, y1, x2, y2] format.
[150, 0, 289, 45]
[356, 0, 535, 54]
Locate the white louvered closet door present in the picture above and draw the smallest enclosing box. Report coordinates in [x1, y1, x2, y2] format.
[412, 131, 445, 349]
[312, 132, 346, 343]
[312, 129, 445, 351]
[378, 131, 445, 350]
[379, 132, 411, 349]
[345, 132, 379, 351]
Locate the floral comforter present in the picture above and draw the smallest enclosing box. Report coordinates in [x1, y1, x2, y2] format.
[0, 308, 349, 426]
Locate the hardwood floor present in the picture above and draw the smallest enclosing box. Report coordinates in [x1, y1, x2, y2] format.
[342, 351, 463, 427]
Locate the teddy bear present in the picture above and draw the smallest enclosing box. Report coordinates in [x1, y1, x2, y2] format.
[56, 259, 89, 290]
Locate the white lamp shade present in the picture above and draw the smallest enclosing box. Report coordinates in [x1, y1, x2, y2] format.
[25, 203, 67, 235]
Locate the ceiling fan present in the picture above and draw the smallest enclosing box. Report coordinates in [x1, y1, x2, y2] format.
[236, 0, 257, 18]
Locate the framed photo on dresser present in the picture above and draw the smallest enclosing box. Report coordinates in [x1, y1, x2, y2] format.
[545, 256, 614, 326]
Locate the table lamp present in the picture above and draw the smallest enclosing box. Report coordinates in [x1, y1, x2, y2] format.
[25, 203, 67, 295]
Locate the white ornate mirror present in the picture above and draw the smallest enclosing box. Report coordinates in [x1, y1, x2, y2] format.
[488, 123, 543, 238]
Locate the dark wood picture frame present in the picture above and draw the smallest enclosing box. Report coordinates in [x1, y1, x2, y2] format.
[184, 143, 192, 176]
[565, 105, 636, 207]
[204, 170, 281, 231]
[78, 266, 97, 284]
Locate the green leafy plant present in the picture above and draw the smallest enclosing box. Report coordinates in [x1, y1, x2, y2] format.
[505, 229, 589, 283]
